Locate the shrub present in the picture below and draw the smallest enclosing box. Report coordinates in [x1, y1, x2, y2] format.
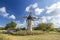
[36, 23, 55, 32]
[11, 30, 44, 36]
[56, 28, 60, 32]
[20, 28, 26, 30]
[0, 27, 5, 30]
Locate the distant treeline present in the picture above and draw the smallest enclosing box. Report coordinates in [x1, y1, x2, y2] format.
[0, 21, 60, 32]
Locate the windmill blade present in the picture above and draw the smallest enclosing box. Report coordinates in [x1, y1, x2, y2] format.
[29, 8, 32, 15]
[34, 17, 40, 19]
[36, 17, 43, 20]
[33, 17, 41, 21]
[32, 17, 36, 19]
[18, 16, 28, 18]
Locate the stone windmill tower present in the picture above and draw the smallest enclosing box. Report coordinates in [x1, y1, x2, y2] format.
[19, 9, 36, 31]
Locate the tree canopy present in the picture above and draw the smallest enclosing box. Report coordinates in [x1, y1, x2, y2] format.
[36, 22, 55, 31]
[5, 21, 17, 30]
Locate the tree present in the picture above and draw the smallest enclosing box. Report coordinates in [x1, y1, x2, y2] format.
[55, 28, 60, 32]
[5, 21, 17, 30]
[37, 22, 55, 31]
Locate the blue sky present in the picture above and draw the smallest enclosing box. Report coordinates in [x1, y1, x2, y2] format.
[0, 0, 60, 28]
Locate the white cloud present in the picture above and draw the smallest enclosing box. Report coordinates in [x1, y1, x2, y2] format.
[0, 25, 5, 28]
[25, 3, 38, 12]
[34, 15, 60, 28]
[0, 7, 9, 17]
[16, 23, 22, 28]
[9, 15, 16, 19]
[32, 3, 38, 8]
[0, 7, 16, 19]
[25, 2, 60, 28]
[46, 16, 53, 20]
[41, 16, 47, 23]
[25, 6, 31, 12]
[25, 3, 44, 15]
[34, 16, 47, 26]
[16, 20, 27, 28]
[50, 18, 60, 28]
[0, 7, 6, 13]
[45, 2, 60, 28]
[57, 2, 60, 9]
[46, 4, 56, 13]
[15, 21, 22, 28]
[25, 5, 32, 12]
[35, 8, 44, 15]
[0, 25, 3, 27]
[45, 15, 60, 28]
[46, 2, 60, 14]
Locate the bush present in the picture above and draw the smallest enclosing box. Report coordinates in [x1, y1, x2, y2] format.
[55, 28, 60, 32]
[33, 27, 38, 30]
[20, 28, 26, 30]
[11, 30, 44, 36]
[37, 23, 55, 32]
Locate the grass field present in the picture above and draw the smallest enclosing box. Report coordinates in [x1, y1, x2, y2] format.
[0, 30, 60, 40]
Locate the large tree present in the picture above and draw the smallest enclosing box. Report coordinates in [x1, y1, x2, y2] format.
[37, 22, 55, 31]
[5, 21, 17, 30]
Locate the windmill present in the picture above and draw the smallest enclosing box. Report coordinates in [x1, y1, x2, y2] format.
[19, 8, 37, 31]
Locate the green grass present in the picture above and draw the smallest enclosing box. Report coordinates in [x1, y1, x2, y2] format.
[0, 30, 60, 40]
[0, 37, 4, 40]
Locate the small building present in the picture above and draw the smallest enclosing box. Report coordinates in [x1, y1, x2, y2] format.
[6, 28, 17, 34]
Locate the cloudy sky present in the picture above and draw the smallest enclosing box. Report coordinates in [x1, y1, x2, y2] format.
[0, 0, 60, 28]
